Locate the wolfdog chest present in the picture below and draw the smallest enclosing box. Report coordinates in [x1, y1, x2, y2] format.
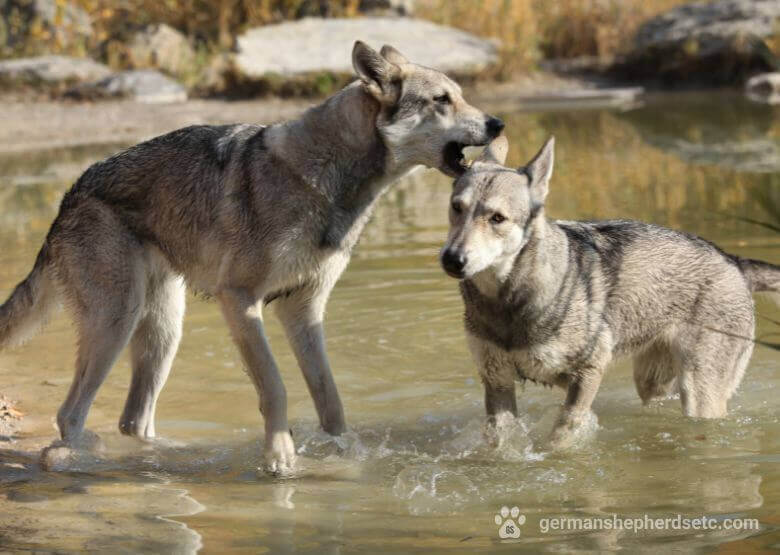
[461, 284, 563, 381]
[460, 279, 610, 382]
[460, 280, 566, 351]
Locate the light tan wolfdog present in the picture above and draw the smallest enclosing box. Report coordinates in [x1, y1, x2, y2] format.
[442, 136, 779, 449]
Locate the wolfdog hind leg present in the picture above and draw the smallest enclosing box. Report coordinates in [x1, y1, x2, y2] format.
[274, 286, 346, 436]
[51, 201, 147, 447]
[119, 273, 185, 439]
[633, 340, 678, 405]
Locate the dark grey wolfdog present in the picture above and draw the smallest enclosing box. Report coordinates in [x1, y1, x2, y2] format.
[0, 42, 503, 473]
[441, 135, 780, 449]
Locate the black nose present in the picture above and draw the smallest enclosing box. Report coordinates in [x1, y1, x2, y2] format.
[486, 116, 505, 138]
[441, 248, 467, 277]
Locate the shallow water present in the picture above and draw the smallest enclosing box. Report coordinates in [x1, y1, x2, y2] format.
[0, 92, 778, 552]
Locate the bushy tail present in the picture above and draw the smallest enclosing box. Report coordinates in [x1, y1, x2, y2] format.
[0, 244, 58, 350]
[738, 257, 780, 292]
[737, 257, 780, 307]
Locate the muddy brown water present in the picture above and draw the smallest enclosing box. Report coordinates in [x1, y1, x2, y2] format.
[0, 92, 778, 552]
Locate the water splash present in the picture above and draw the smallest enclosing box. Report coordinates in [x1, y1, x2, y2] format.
[392, 464, 479, 515]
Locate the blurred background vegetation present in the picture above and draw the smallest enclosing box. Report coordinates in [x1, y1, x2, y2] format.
[1, 0, 698, 79]
[418, 0, 692, 78]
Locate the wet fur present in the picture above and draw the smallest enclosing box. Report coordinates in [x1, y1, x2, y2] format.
[442, 136, 780, 448]
[0, 42, 501, 474]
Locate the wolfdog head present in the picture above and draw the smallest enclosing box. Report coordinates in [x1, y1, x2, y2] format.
[440, 135, 556, 279]
[352, 41, 504, 177]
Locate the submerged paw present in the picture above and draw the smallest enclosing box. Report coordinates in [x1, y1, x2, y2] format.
[39, 429, 106, 472]
[260, 431, 297, 477]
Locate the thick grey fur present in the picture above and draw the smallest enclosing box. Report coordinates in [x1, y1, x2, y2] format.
[0, 41, 502, 473]
[441, 135, 780, 449]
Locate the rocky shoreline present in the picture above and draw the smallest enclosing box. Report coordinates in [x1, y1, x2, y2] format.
[0, 71, 574, 153]
[1, 0, 778, 105]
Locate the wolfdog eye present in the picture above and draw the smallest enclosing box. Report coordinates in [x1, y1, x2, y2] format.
[451, 200, 463, 213]
[490, 213, 506, 224]
[434, 93, 451, 104]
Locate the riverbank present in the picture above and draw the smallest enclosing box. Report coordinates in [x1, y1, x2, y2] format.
[2, 1, 776, 105]
[0, 70, 606, 153]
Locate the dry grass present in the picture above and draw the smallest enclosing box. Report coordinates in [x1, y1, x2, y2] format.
[415, 0, 540, 79]
[536, 0, 691, 59]
[417, 0, 692, 77]
[68, 0, 361, 81]
[77, 0, 360, 49]
[2, 0, 711, 91]
[6, 0, 693, 73]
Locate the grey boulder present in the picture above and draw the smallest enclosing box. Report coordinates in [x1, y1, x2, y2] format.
[234, 17, 498, 79]
[73, 70, 188, 103]
[0, 55, 110, 86]
[617, 0, 780, 84]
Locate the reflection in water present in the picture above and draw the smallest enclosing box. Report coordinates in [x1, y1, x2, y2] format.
[617, 92, 780, 173]
[0, 93, 778, 552]
[150, 483, 205, 554]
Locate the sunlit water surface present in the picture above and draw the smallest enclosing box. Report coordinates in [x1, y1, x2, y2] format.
[0, 92, 778, 552]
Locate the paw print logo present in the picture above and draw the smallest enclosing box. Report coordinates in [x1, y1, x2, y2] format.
[495, 506, 525, 539]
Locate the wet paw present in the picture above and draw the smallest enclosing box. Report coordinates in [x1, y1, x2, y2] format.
[494, 506, 525, 539]
[484, 412, 525, 449]
[40, 430, 106, 472]
[260, 430, 297, 477]
[547, 412, 598, 451]
[547, 428, 575, 451]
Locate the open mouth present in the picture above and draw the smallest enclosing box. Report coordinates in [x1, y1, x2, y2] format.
[441, 142, 470, 177]
[441, 140, 492, 177]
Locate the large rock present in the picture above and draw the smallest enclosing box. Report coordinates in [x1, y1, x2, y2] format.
[70, 70, 188, 103]
[617, 0, 780, 84]
[0, 55, 110, 87]
[126, 23, 196, 77]
[234, 17, 498, 79]
[0, 0, 92, 56]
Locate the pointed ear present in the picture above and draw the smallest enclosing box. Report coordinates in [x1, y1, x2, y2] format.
[352, 40, 401, 104]
[380, 44, 409, 65]
[520, 136, 555, 202]
[477, 135, 509, 165]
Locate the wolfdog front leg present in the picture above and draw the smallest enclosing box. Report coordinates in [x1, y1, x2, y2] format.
[484, 380, 518, 425]
[482, 378, 518, 448]
[218, 287, 295, 474]
[549, 367, 603, 449]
